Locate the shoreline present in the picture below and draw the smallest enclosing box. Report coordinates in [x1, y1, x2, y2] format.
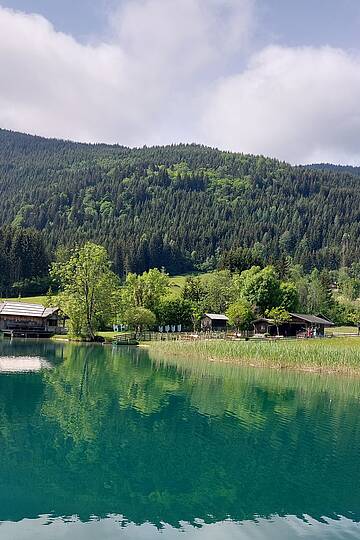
[144, 337, 360, 376]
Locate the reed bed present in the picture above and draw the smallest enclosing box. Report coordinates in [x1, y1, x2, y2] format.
[147, 337, 360, 375]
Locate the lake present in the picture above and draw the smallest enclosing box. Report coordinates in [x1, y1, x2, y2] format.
[0, 339, 359, 539]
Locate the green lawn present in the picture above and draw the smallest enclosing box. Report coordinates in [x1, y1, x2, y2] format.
[97, 331, 127, 341]
[326, 326, 359, 335]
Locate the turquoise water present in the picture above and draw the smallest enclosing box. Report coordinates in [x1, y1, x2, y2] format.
[0, 339, 359, 539]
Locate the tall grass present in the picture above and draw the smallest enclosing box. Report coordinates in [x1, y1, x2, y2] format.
[147, 337, 360, 374]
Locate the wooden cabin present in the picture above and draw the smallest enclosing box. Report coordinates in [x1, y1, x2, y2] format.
[0, 301, 65, 338]
[252, 313, 334, 337]
[201, 313, 229, 332]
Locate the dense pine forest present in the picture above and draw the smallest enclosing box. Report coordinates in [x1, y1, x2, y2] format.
[0, 226, 49, 296]
[0, 129, 359, 291]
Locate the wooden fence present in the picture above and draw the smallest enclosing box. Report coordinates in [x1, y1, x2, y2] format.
[138, 331, 253, 342]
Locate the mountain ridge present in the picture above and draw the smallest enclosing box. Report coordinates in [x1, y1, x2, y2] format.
[0, 128, 359, 275]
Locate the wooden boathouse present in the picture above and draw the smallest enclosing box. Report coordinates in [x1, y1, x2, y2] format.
[0, 301, 65, 338]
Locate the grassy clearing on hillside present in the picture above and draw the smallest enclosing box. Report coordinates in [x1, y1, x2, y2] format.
[3, 295, 48, 305]
[3, 272, 211, 305]
[167, 272, 213, 298]
[147, 337, 360, 375]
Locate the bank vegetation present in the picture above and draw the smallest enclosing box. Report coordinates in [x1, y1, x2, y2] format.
[147, 337, 360, 375]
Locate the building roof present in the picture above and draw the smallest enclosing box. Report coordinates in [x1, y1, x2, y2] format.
[203, 313, 229, 321]
[290, 313, 334, 326]
[0, 302, 59, 319]
[316, 313, 333, 323]
[253, 313, 334, 326]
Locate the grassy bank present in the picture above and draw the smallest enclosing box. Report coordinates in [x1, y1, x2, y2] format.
[147, 337, 360, 375]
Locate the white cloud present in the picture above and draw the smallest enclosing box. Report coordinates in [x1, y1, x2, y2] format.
[1, 2, 360, 164]
[201, 45, 360, 164]
[0, 1, 254, 146]
[0, 7, 132, 143]
[112, 0, 254, 74]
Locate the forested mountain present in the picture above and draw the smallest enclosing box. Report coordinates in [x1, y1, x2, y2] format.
[0, 129, 359, 278]
[307, 163, 360, 176]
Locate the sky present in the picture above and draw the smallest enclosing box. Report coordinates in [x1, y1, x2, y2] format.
[1, 0, 360, 164]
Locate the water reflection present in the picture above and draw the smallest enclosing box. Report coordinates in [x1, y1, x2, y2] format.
[0, 340, 359, 538]
[0, 338, 65, 366]
[0, 514, 359, 539]
[0, 356, 51, 373]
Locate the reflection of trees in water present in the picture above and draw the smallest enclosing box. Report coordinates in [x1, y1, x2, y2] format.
[152, 353, 360, 422]
[0, 342, 359, 526]
[79, 349, 91, 401]
[42, 345, 111, 443]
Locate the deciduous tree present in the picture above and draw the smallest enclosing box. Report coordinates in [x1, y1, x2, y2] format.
[226, 300, 254, 332]
[124, 307, 156, 334]
[267, 307, 291, 336]
[51, 242, 120, 340]
[237, 266, 281, 314]
[122, 268, 169, 313]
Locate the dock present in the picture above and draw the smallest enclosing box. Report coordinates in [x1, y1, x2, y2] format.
[112, 333, 139, 346]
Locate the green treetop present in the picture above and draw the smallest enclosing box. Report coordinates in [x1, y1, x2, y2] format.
[266, 307, 291, 336]
[182, 276, 205, 303]
[51, 242, 120, 340]
[235, 266, 282, 314]
[124, 306, 156, 334]
[226, 299, 254, 332]
[121, 268, 170, 314]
